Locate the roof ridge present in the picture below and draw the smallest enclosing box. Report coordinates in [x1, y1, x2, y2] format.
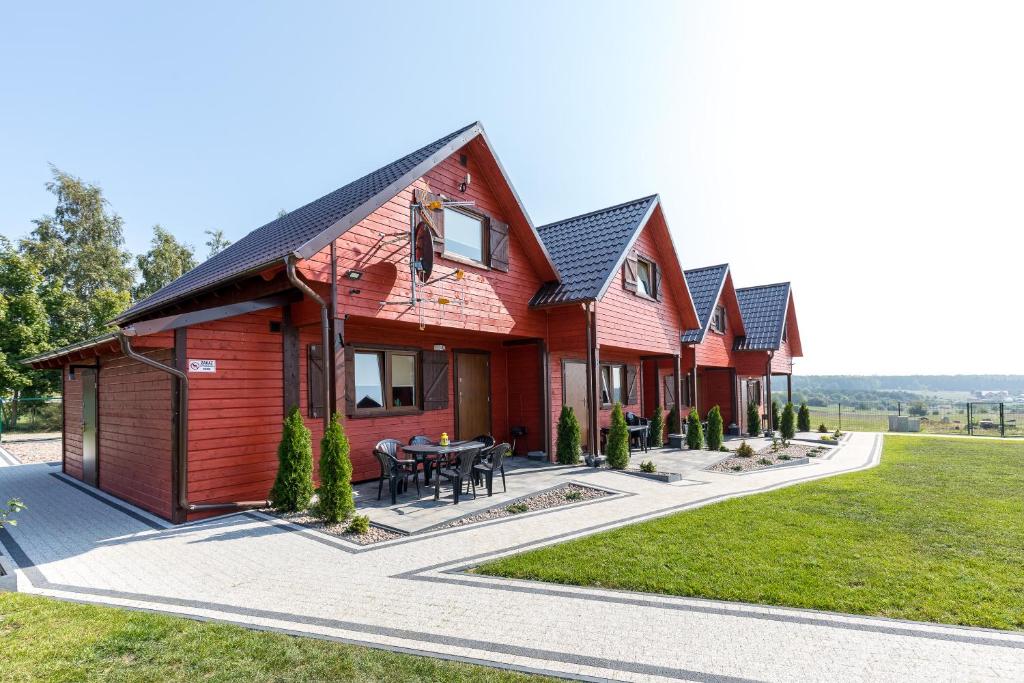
[537, 194, 659, 232]
[684, 263, 730, 275]
[736, 281, 790, 292]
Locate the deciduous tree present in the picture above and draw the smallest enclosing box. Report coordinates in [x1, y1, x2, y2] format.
[134, 226, 196, 301]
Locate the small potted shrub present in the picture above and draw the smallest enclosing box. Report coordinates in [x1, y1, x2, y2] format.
[706, 406, 724, 451]
[648, 405, 664, 448]
[605, 403, 630, 470]
[686, 409, 704, 450]
[797, 402, 811, 433]
[556, 405, 582, 465]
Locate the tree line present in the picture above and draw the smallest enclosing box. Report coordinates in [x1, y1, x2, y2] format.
[1, 167, 234, 413]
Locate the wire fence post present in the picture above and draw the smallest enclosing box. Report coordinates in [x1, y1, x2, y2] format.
[1000, 403, 1005, 438]
[897, 401, 901, 416]
[838, 402, 842, 431]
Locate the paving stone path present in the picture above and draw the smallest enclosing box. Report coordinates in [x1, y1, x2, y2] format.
[1, 433, 1021, 681]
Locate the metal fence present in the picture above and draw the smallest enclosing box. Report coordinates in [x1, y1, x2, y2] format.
[804, 401, 1023, 437]
[0, 397, 63, 439]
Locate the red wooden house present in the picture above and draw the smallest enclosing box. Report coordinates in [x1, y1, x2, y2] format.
[733, 282, 804, 431]
[680, 264, 748, 431]
[26, 122, 568, 522]
[531, 196, 699, 456]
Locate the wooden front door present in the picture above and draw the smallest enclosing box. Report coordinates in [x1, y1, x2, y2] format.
[455, 351, 490, 440]
[80, 367, 99, 487]
[562, 360, 589, 452]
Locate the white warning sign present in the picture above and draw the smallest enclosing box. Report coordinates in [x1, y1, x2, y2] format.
[188, 359, 216, 374]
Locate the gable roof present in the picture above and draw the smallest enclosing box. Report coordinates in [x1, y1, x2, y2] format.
[117, 121, 557, 324]
[734, 282, 792, 351]
[680, 264, 729, 343]
[530, 195, 659, 306]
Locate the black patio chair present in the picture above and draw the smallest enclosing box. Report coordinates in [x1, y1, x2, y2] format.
[373, 438, 420, 505]
[625, 412, 650, 451]
[471, 434, 496, 448]
[408, 434, 434, 483]
[473, 442, 510, 495]
[435, 447, 480, 504]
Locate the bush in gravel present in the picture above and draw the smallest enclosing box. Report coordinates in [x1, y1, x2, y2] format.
[507, 502, 528, 514]
[269, 407, 314, 512]
[346, 514, 370, 535]
[779, 453, 792, 461]
[757, 457, 773, 466]
[798, 402, 811, 433]
[667, 404, 681, 436]
[640, 460, 656, 473]
[564, 489, 583, 502]
[736, 441, 755, 458]
[686, 409, 704, 450]
[605, 403, 630, 470]
[730, 464, 743, 471]
[771, 400, 781, 432]
[780, 402, 796, 440]
[706, 405, 724, 451]
[317, 413, 353, 524]
[648, 405, 664, 448]
[747, 401, 761, 437]
[818, 423, 828, 433]
[556, 405, 582, 465]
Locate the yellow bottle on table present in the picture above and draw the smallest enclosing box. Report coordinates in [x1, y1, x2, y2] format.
[440, 432, 449, 446]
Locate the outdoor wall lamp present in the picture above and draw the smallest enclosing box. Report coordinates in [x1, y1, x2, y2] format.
[459, 172, 471, 193]
[344, 269, 363, 280]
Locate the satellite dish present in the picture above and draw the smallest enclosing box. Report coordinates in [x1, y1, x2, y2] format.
[414, 222, 434, 283]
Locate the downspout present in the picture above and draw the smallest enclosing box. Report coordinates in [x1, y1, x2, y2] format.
[766, 351, 775, 432]
[285, 254, 331, 431]
[118, 332, 271, 514]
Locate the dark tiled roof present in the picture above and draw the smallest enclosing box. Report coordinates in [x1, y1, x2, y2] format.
[530, 195, 658, 306]
[734, 282, 791, 351]
[117, 122, 481, 322]
[680, 264, 729, 343]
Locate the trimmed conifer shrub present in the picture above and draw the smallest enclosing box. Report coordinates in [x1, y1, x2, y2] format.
[797, 402, 811, 433]
[746, 401, 761, 437]
[686, 409, 704, 450]
[556, 405, 582, 465]
[605, 402, 630, 469]
[648, 404, 664, 448]
[706, 405, 724, 451]
[269, 407, 314, 512]
[771, 400, 781, 432]
[780, 402, 796, 440]
[666, 404, 681, 435]
[317, 413, 353, 524]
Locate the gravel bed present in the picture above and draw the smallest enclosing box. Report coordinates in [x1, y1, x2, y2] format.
[2, 433, 62, 464]
[439, 483, 610, 529]
[709, 442, 821, 473]
[265, 510, 403, 545]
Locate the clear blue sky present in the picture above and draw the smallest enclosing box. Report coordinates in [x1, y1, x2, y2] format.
[2, 1, 1021, 374]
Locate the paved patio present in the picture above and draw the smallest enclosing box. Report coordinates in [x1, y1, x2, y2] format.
[2, 432, 1022, 681]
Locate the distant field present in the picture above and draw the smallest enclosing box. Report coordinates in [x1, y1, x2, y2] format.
[807, 405, 1023, 437]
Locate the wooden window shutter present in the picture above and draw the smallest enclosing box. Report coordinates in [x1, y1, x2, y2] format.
[421, 350, 449, 411]
[626, 365, 638, 405]
[623, 252, 638, 292]
[653, 262, 663, 301]
[308, 344, 324, 419]
[343, 345, 355, 416]
[664, 374, 676, 408]
[489, 219, 510, 272]
[414, 188, 445, 253]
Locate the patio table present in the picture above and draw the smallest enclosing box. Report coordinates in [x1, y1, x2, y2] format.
[401, 440, 486, 500]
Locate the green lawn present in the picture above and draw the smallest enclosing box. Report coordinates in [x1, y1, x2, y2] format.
[478, 436, 1024, 630]
[0, 593, 553, 682]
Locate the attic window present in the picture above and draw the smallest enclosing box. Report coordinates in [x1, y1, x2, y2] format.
[443, 207, 486, 263]
[636, 259, 653, 297]
[782, 323, 788, 342]
[710, 305, 726, 334]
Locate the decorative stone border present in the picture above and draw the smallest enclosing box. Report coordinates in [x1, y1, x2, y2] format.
[618, 468, 685, 483]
